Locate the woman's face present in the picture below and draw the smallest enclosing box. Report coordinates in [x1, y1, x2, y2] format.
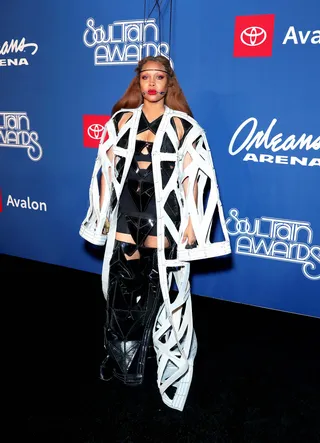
[139, 61, 169, 103]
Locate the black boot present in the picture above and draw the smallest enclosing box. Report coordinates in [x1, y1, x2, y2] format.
[100, 241, 161, 386]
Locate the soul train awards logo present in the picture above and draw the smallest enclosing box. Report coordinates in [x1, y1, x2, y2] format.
[83, 18, 172, 66]
[228, 117, 320, 167]
[0, 112, 43, 161]
[226, 208, 320, 281]
[0, 38, 38, 67]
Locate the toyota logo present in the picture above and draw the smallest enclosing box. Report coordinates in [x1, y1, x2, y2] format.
[240, 26, 267, 46]
[87, 123, 104, 140]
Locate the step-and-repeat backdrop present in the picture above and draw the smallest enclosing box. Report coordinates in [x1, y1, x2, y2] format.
[1, 0, 319, 318]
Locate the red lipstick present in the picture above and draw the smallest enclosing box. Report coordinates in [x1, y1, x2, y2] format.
[148, 89, 157, 95]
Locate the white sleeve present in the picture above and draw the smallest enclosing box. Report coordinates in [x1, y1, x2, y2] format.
[79, 118, 115, 246]
[177, 121, 231, 261]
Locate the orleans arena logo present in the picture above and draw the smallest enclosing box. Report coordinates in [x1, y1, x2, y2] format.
[0, 38, 38, 67]
[83, 17, 172, 66]
[228, 117, 320, 167]
[226, 208, 320, 281]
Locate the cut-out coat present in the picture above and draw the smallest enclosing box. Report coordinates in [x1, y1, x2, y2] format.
[80, 104, 231, 411]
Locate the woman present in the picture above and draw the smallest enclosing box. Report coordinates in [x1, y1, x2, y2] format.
[80, 55, 231, 411]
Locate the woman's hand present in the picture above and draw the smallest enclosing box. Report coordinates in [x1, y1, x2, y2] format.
[182, 220, 197, 248]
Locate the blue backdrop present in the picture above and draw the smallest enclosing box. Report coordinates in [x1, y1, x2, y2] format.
[1, 0, 319, 318]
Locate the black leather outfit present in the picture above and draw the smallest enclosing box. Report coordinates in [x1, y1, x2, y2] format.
[100, 110, 182, 385]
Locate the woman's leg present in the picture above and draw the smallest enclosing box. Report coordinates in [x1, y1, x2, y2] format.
[100, 238, 162, 385]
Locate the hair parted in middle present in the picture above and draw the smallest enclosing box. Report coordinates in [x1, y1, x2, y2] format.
[111, 55, 193, 117]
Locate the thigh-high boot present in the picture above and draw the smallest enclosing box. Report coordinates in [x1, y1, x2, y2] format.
[100, 240, 161, 385]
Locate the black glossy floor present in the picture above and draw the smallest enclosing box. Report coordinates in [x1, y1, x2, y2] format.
[3, 253, 319, 443]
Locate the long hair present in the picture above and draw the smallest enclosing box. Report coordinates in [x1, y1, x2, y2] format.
[111, 56, 193, 117]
